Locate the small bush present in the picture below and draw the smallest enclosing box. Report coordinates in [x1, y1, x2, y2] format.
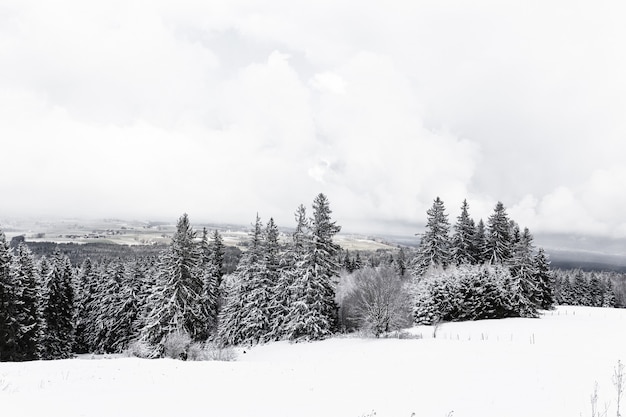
[187, 342, 208, 361]
[125, 340, 159, 359]
[204, 342, 237, 361]
[383, 330, 423, 340]
[163, 331, 191, 360]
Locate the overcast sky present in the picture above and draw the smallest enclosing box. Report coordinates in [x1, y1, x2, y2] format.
[1, 1, 626, 241]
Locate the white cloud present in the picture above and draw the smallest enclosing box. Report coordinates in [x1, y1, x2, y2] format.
[2, 0, 626, 240]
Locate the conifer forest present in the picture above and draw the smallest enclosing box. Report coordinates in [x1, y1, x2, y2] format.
[1, 194, 624, 361]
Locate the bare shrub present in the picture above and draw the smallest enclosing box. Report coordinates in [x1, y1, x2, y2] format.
[615, 360, 625, 417]
[163, 331, 191, 360]
[342, 265, 412, 337]
[204, 342, 237, 361]
[125, 340, 159, 359]
[186, 342, 208, 361]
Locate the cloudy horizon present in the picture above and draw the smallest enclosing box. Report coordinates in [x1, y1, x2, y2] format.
[2, 1, 626, 248]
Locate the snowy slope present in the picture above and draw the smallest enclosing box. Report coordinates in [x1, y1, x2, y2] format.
[1, 306, 625, 417]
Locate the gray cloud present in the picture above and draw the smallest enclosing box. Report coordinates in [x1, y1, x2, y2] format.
[1, 0, 626, 240]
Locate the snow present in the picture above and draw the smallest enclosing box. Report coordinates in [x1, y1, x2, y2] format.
[2, 306, 625, 417]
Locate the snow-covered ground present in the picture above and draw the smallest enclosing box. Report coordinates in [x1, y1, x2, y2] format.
[1, 306, 625, 417]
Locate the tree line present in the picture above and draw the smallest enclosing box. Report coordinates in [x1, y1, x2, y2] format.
[3, 194, 623, 362]
[408, 198, 555, 324]
[0, 193, 342, 361]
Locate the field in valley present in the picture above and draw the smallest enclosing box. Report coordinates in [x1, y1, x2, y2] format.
[1, 305, 624, 417]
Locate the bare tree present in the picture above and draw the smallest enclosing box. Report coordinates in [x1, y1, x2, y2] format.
[344, 265, 412, 337]
[614, 360, 624, 417]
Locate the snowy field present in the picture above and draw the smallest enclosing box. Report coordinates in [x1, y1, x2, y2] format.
[1, 306, 625, 417]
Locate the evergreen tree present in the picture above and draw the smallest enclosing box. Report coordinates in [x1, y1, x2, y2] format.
[141, 214, 207, 354]
[96, 260, 126, 352]
[283, 194, 342, 340]
[572, 270, 589, 306]
[354, 252, 363, 270]
[486, 202, 512, 264]
[588, 274, 603, 307]
[210, 229, 226, 289]
[602, 278, 617, 308]
[199, 229, 219, 336]
[451, 199, 477, 265]
[41, 251, 75, 359]
[110, 261, 144, 352]
[12, 243, 44, 361]
[473, 219, 488, 264]
[73, 258, 97, 353]
[534, 248, 554, 309]
[509, 227, 540, 306]
[292, 204, 309, 256]
[395, 247, 407, 277]
[412, 197, 451, 276]
[218, 214, 266, 345]
[0, 230, 21, 361]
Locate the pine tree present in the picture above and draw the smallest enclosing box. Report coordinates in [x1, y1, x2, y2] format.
[218, 214, 266, 345]
[509, 227, 540, 306]
[210, 229, 226, 288]
[269, 206, 311, 340]
[473, 219, 488, 264]
[141, 214, 207, 354]
[199, 229, 219, 336]
[283, 194, 342, 340]
[451, 199, 477, 265]
[395, 247, 407, 277]
[602, 278, 617, 308]
[41, 251, 75, 359]
[97, 260, 126, 352]
[12, 243, 44, 361]
[73, 258, 97, 353]
[292, 204, 309, 256]
[588, 274, 603, 307]
[0, 230, 21, 361]
[109, 261, 144, 352]
[412, 197, 451, 276]
[572, 270, 589, 306]
[534, 248, 554, 309]
[486, 202, 512, 264]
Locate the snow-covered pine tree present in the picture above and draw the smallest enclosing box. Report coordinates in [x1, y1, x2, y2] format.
[497, 265, 537, 318]
[509, 227, 540, 306]
[269, 206, 309, 340]
[141, 214, 207, 354]
[588, 274, 603, 307]
[602, 278, 617, 308]
[218, 214, 266, 345]
[533, 248, 554, 310]
[199, 228, 219, 337]
[486, 202, 512, 264]
[412, 197, 452, 276]
[395, 247, 407, 277]
[210, 229, 226, 289]
[95, 260, 126, 352]
[73, 258, 98, 353]
[107, 260, 145, 352]
[259, 218, 282, 341]
[473, 219, 488, 264]
[11, 243, 44, 361]
[308, 193, 342, 333]
[572, 270, 589, 306]
[451, 199, 477, 265]
[283, 195, 342, 341]
[41, 250, 75, 359]
[0, 230, 21, 361]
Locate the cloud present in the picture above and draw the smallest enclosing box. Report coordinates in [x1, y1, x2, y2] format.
[1, 0, 626, 241]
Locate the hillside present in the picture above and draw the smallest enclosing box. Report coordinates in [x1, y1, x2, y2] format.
[1, 306, 624, 417]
